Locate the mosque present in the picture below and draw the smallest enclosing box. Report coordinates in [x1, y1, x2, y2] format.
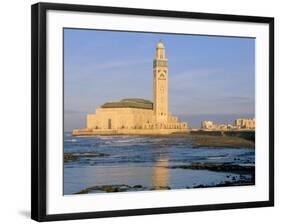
[72, 41, 189, 135]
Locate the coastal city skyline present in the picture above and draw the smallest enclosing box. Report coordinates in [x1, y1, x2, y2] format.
[64, 29, 255, 131]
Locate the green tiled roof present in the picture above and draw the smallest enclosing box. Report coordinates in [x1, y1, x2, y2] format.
[101, 98, 153, 110]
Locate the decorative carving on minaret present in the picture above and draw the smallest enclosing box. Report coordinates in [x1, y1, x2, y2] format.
[153, 40, 168, 123]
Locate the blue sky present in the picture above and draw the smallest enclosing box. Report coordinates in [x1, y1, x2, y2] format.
[64, 28, 255, 130]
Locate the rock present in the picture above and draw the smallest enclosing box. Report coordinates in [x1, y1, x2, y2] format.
[75, 184, 140, 194]
[169, 162, 255, 173]
[190, 134, 255, 149]
[64, 151, 109, 162]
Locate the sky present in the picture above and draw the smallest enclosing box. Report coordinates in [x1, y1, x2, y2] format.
[64, 28, 255, 130]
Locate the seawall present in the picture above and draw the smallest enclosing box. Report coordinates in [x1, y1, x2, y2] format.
[72, 128, 189, 136]
[190, 130, 255, 142]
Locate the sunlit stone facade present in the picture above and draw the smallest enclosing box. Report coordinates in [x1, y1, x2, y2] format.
[200, 118, 255, 131]
[234, 118, 255, 129]
[73, 41, 188, 135]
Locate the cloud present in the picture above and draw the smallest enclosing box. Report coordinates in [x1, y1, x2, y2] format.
[94, 59, 151, 70]
[65, 59, 151, 77]
[216, 96, 254, 102]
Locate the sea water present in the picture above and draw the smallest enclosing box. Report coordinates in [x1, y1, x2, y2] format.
[63, 133, 254, 194]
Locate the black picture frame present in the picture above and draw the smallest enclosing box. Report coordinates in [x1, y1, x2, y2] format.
[31, 2, 274, 222]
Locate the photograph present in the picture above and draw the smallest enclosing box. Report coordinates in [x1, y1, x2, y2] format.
[63, 28, 256, 195]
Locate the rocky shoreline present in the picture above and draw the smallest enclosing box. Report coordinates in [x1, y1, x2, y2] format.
[75, 184, 148, 194]
[73, 163, 254, 194]
[64, 134, 255, 195]
[74, 177, 254, 194]
[190, 135, 255, 148]
[169, 162, 254, 173]
[64, 152, 109, 162]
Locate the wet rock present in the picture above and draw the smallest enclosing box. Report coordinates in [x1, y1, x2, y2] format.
[64, 152, 109, 162]
[190, 130, 255, 142]
[191, 178, 254, 189]
[190, 135, 255, 149]
[64, 153, 78, 162]
[75, 184, 150, 194]
[75, 184, 131, 194]
[169, 163, 255, 173]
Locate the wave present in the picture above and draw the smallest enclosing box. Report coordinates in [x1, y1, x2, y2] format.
[65, 139, 77, 142]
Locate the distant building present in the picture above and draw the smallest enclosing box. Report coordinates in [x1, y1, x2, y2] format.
[201, 118, 254, 131]
[201, 120, 215, 129]
[234, 118, 255, 129]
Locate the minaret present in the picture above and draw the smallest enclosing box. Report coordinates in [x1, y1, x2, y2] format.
[153, 40, 168, 124]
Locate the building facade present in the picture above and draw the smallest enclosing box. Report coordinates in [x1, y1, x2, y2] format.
[234, 118, 255, 129]
[201, 120, 234, 130]
[73, 41, 188, 135]
[201, 120, 215, 129]
[201, 118, 255, 131]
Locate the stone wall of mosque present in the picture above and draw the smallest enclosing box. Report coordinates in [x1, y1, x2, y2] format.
[83, 107, 188, 133]
[86, 107, 155, 130]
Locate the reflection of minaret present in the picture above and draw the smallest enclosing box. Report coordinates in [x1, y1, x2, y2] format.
[152, 157, 169, 190]
[153, 40, 168, 124]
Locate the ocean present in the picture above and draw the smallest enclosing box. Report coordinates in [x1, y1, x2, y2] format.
[63, 132, 255, 195]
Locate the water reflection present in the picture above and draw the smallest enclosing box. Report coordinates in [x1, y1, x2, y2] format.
[152, 156, 170, 189]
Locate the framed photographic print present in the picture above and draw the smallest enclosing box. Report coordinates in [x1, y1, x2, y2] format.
[31, 2, 274, 222]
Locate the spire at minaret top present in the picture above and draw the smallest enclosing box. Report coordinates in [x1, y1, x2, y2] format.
[157, 40, 165, 49]
[155, 40, 166, 59]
